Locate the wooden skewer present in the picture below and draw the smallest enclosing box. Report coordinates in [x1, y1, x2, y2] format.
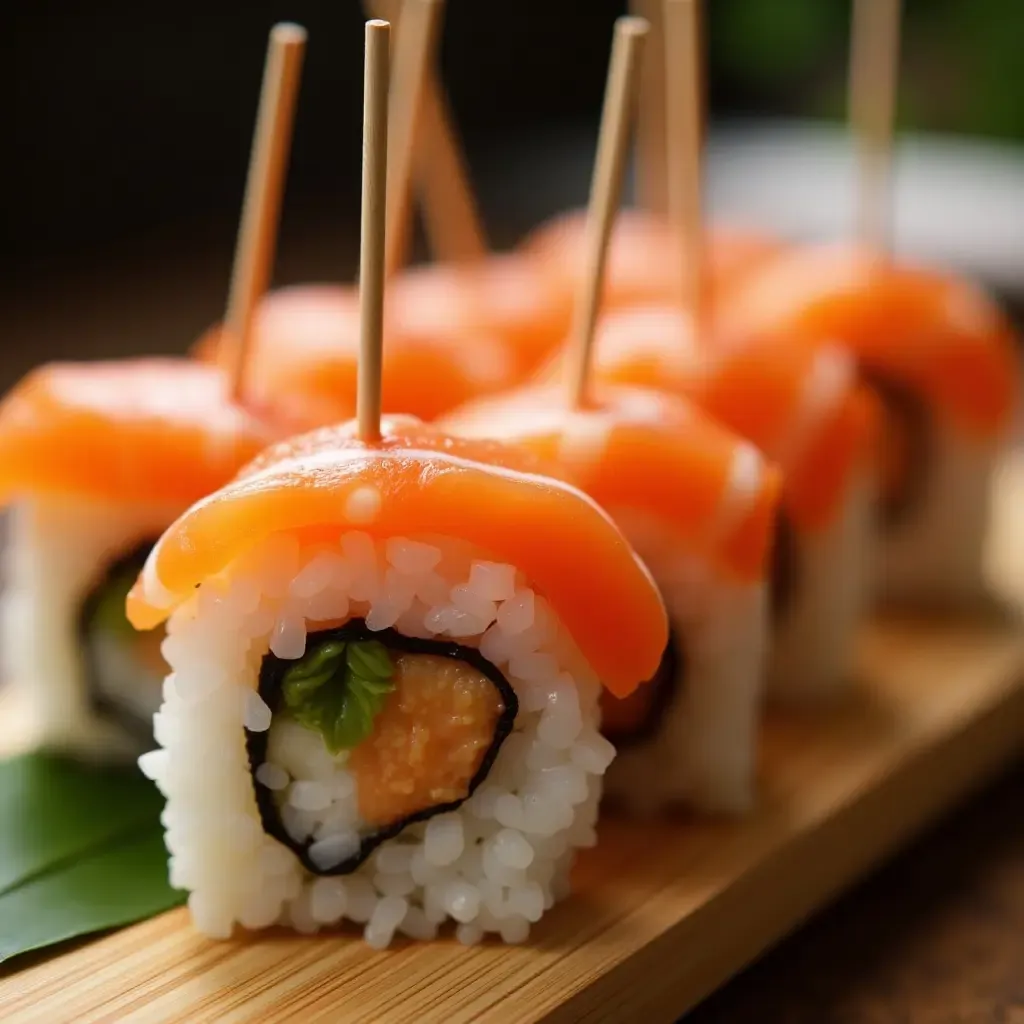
[366, 0, 487, 265]
[382, 0, 445, 279]
[224, 23, 307, 403]
[849, 0, 902, 254]
[665, 0, 706, 339]
[416, 74, 488, 263]
[630, 0, 668, 218]
[358, 20, 391, 443]
[564, 17, 649, 410]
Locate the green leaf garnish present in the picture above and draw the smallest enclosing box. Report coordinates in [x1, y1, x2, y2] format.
[280, 639, 395, 755]
[88, 564, 141, 637]
[0, 753, 183, 966]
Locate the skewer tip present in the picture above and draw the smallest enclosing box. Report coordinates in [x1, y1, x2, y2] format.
[270, 22, 307, 46]
[616, 15, 651, 37]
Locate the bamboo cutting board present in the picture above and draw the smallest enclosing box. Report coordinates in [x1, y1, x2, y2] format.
[2, 456, 1024, 1024]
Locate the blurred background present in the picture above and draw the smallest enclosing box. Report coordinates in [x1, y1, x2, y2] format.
[3, 0, 1024, 380]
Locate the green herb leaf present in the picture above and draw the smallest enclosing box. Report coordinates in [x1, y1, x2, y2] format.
[281, 639, 395, 755]
[346, 640, 392, 681]
[0, 831, 182, 965]
[0, 753, 183, 967]
[0, 754, 165, 896]
[88, 566, 140, 637]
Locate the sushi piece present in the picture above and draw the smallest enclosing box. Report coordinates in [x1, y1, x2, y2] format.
[537, 306, 880, 703]
[193, 274, 527, 427]
[383, 256, 572, 378]
[129, 416, 667, 946]
[725, 246, 1019, 608]
[442, 384, 782, 813]
[0, 359, 281, 758]
[522, 209, 782, 317]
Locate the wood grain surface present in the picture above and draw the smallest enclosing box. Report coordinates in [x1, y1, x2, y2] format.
[1, 460, 1022, 1023]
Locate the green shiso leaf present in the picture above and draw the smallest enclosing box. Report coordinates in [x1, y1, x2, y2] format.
[0, 753, 183, 967]
[88, 566, 139, 637]
[0, 754, 165, 896]
[0, 831, 181, 965]
[281, 639, 395, 755]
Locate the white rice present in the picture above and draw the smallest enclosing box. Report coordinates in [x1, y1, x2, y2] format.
[141, 531, 607, 947]
[767, 473, 876, 704]
[877, 424, 995, 608]
[1, 496, 181, 760]
[603, 510, 767, 816]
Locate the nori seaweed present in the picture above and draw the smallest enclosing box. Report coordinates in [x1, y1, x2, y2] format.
[247, 619, 519, 876]
[860, 367, 932, 531]
[770, 508, 800, 626]
[76, 537, 160, 745]
[603, 626, 682, 749]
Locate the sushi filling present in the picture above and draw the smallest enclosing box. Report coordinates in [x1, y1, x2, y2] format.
[861, 369, 931, 530]
[248, 619, 518, 875]
[600, 627, 681, 747]
[769, 509, 799, 624]
[78, 538, 166, 739]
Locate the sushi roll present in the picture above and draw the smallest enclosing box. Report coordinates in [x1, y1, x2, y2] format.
[442, 384, 782, 814]
[193, 277, 522, 427]
[381, 257, 572, 378]
[129, 416, 667, 946]
[537, 307, 880, 704]
[725, 246, 1019, 608]
[0, 359, 280, 758]
[522, 209, 781, 317]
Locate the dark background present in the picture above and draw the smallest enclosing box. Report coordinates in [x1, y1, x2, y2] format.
[5, 0, 1023, 286]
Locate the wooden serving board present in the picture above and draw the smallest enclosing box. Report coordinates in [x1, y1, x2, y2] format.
[2, 458, 1024, 1024]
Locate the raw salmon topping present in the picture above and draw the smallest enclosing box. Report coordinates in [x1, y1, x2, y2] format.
[130, 417, 668, 697]
[0, 358, 281, 505]
[351, 653, 504, 827]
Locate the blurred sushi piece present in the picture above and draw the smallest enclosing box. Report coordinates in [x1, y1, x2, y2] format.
[442, 383, 782, 813]
[724, 246, 1019, 608]
[522, 209, 782, 319]
[129, 416, 667, 945]
[536, 308, 881, 703]
[0, 360, 281, 758]
[192, 266, 544, 426]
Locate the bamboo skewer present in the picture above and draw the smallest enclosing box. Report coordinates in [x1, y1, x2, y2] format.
[665, 0, 707, 340]
[224, 23, 307, 403]
[849, 0, 902, 254]
[382, 0, 445, 279]
[630, 0, 669, 218]
[564, 17, 649, 410]
[368, 0, 486, 266]
[416, 77, 488, 264]
[358, 20, 392, 443]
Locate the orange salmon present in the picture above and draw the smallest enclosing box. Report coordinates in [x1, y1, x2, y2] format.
[0, 358, 283, 506]
[440, 384, 782, 583]
[534, 307, 880, 533]
[522, 209, 782, 315]
[127, 416, 669, 698]
[722, 245, 1019, 441]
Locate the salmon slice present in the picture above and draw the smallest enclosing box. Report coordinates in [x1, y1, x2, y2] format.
[533, 306, 880, 533]
[441, 383, 782, 583]
[521, 209, 783, 315]
[723, 245, 1019, 440]
[0, 359, 283, 505]
[127, 416, 668, 698]
[194, 284, 516, 428]
[193, 255, 564, 428]
[389, 256, 572, 377]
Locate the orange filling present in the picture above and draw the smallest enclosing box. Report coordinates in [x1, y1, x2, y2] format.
[350, 653, 504, 827]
